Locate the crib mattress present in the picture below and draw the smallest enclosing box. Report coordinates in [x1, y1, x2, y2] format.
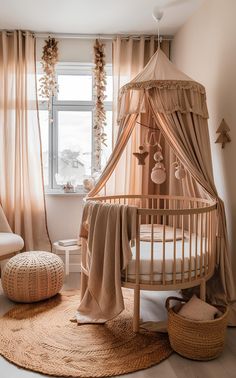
[125, 237, 208, 283]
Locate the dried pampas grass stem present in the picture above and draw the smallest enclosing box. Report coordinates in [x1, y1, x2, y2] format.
[93, 39, 107, 171]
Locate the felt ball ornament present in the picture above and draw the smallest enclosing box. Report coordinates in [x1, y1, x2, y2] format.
[172, 161, 186, 180]
[153, 151, 163, 161]
[151, 162, 166, 184]
[175, 166, 186, 180]
[151, 147, 166, 184]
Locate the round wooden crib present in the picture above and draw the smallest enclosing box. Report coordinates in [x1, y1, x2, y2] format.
[89, 194, 217, 332]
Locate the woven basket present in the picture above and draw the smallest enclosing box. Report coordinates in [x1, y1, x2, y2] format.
[166, 296, 228, 361]
[2, 251, 64, 303]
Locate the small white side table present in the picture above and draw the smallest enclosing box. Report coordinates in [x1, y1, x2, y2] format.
[52, 242, 81, 276]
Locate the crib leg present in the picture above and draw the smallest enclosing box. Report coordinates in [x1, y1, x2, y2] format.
[200, 279, 206, 301]
[133, 285, 140, 333]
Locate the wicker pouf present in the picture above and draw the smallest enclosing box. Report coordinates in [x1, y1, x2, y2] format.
[2, 251, 64, 303]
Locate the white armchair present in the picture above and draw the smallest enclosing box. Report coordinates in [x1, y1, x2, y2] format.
[0, 205, 24, 262]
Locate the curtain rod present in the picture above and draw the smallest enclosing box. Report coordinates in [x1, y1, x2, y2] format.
[35, 32, 173, 41]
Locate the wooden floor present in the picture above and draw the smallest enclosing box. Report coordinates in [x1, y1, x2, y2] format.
[0, 272, 236, 378]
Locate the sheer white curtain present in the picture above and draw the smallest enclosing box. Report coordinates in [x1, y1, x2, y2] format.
[0, 31, 51, 251]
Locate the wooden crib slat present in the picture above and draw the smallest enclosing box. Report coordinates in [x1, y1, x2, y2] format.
[181, 213, 185, 283]
[152, 198, 155, 224]
[200, 212, 203, 277]
[135, 215, 141, 284]
[207, 210, 211, 275]
[209, 210, 214, 274]
[171, 198, 174, 226]
[204, 212, 208, 273]
[162, 215, 166, 285]
[195, 213, 198, 279]
[173, 214, 177, 284]
[150, 215, 154, 284]
[157, 197, 160, 225]
[206, 211, 210, 274]
[188, 211, 192, 282]
[153, 198, 156, 224]
[133, 213, 141, 332]
[146, 198, 149, 224]
[164, 199, 167, 226]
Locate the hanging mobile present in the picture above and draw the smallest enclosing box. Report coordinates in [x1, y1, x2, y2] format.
[172, 161, 186, 180]
[144, 130, 158, 147]
[133, 146, 149, 165]
[151, 143, 166, 184]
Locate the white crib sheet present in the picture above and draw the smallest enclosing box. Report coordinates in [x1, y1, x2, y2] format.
[125, 236, 208, 283]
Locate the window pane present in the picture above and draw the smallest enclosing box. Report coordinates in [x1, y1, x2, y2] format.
[105, 75, 113, 102]
[57, 75, 92, 101]
[57, 111, 92, 185]
[39, 110, 49, 186]
[101, 111, 112, 169]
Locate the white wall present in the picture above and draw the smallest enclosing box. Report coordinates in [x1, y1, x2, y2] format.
[45, 194, 85, 243]
[172, 0, 236, 269]
[36, 38, 112, 245]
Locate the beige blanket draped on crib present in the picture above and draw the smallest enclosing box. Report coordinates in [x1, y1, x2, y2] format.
[75, 201, 137, 323]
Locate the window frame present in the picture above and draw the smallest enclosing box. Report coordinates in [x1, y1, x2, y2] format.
[37, 62, 112, 191]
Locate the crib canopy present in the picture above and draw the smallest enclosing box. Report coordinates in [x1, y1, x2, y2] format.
[88, 48, 236, 325]
[89, 48, 210, 198]
[117, 48, 208, 123]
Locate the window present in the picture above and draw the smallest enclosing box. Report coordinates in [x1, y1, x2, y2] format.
[37, 63, 113, 191]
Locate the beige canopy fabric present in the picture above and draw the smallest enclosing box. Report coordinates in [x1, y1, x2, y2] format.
[112, 36, 170, 144]
[88, 48, 236, 324]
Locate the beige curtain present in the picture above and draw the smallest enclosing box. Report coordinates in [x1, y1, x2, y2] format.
[0, 30, 51, 251]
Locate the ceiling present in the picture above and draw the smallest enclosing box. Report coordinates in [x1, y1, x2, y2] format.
[0, 0, 204, 36]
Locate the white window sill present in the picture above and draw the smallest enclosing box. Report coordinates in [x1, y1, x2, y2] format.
[45, 190, 88, 197]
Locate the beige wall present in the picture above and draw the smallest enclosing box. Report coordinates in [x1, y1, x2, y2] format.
[172, 0, 236, 268]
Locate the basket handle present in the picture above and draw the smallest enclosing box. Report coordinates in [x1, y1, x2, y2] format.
[165, 296, 188, 311]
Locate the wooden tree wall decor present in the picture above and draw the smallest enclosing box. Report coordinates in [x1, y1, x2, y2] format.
[93, 39, 107, 172]
[215, 119, 231, 149]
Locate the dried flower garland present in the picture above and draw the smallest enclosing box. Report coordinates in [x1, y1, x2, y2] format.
[39, 37, 59, 106]
[93, 39, 107, 171]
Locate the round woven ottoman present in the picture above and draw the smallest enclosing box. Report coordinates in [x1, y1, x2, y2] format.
[2, 251, 64, 303]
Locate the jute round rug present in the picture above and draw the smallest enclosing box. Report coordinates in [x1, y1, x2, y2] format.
[0, 289, 172, 377]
